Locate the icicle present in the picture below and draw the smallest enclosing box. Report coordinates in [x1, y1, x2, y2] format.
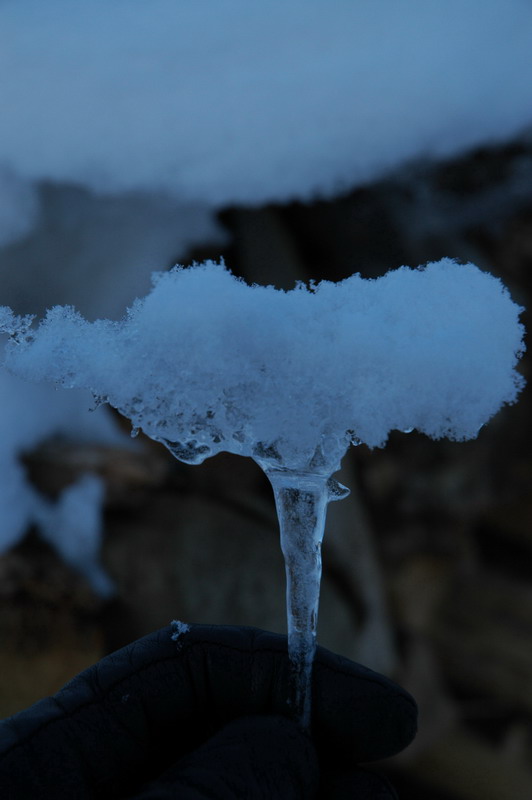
[264, 467, 334, 730]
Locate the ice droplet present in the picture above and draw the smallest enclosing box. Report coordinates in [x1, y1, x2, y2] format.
[326, 477, 350, 502]
[160, 437, 211, 464]
[130, 426, 140, 438]
[90, 393, 108, 411]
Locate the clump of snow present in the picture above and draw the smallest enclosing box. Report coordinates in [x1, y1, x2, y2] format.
[2, 259, 525, 472]
[1, 1, 531, 210]
[35, 473, 114, 597]
[0, 307, 33, 340]
[0, 365, 124, 557]
[170, 619, 190, 641]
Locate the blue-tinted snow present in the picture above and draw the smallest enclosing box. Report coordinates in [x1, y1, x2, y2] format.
[3, 260, 525, 471]
[0, 366, 124, 562]
[0, 0, 531, 241]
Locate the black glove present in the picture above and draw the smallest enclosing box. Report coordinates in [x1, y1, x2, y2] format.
[0, 624, 417, 799]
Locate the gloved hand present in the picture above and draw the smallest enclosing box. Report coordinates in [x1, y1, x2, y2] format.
[0, 624, 417, 799]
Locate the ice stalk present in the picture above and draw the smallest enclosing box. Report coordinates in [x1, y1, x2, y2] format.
[265, 468, 344, 730]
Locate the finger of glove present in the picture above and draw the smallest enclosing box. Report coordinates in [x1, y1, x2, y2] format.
[0, 624, 416, 797]
[130, 715, 319, 800]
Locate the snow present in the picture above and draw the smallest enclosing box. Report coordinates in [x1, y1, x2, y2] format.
[0, 366, 123, 572]
[170, 620, 190, 641]
[1, 0, 531, 243]
[2, 259, 525, 473]
[35, 473, 114, 597]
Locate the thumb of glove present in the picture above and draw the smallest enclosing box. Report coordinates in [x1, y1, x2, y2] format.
[130, 715, 319, 800]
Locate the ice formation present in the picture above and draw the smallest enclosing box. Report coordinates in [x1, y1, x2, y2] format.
[1, 258, 525, 726]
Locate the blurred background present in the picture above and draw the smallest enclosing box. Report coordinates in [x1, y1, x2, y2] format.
[1, 3, 532, 798]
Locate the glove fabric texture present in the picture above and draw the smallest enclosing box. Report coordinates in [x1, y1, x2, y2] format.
[0, 624, 417, 798]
